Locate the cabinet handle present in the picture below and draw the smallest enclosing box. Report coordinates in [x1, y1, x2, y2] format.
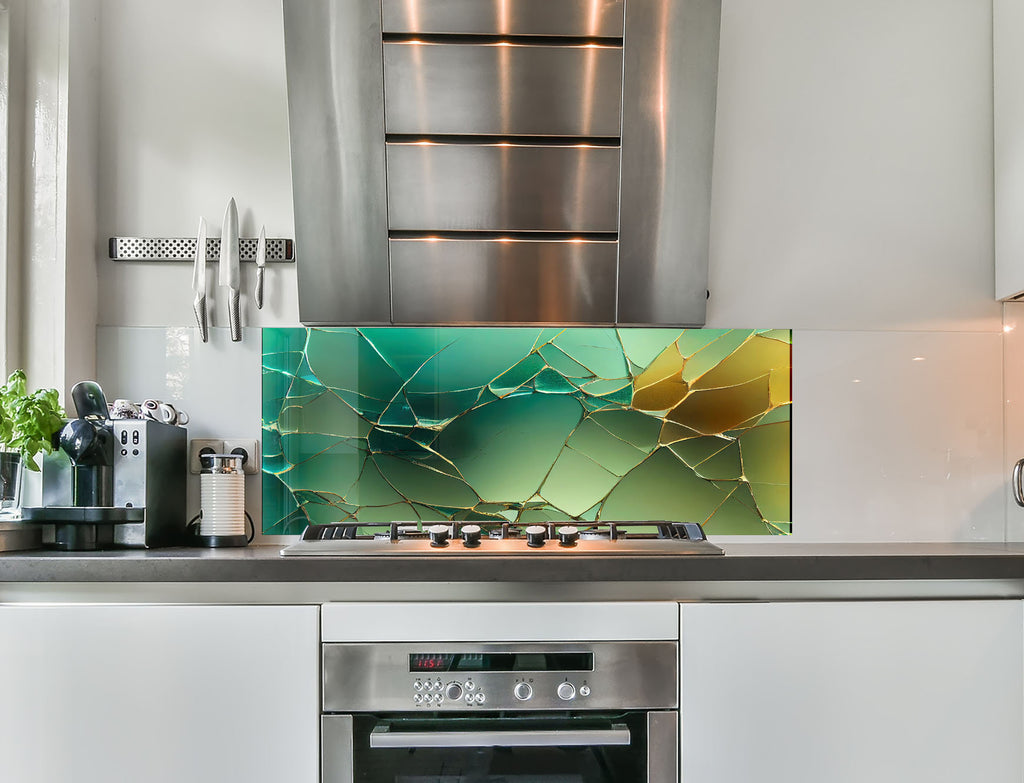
[369, 723, 630, 749]
[1013, 459, 1024, 507]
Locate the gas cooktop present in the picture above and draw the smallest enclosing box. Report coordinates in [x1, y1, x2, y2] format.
[280, 521, 723, 557]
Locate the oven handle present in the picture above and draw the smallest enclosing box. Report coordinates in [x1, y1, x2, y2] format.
[369, 723, 631, 749]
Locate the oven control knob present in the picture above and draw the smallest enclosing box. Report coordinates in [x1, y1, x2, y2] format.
[445, 682, 463, 701]
[461, 524, 482, 547]
[525, 525, 547, 548]
[514, 682, 533, 701]
[556, 682, 576, 701]
[427, 524, 450, 547]
[557, 525, 579, 546]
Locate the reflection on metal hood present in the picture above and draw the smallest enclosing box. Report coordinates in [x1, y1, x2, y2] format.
[283, 0, 721, 326]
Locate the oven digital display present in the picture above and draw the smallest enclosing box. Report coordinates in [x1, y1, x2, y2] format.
[409, 652, 594, 673]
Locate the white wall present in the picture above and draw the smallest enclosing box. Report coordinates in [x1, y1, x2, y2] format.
[96, 0, 296, 329]
[92, 0, 1005, 542]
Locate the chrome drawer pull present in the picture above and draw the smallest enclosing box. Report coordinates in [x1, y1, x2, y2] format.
[369, 723, 631, 748]
[1014, 458, 1024, 507]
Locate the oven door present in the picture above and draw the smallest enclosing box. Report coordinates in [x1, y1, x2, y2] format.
[323, 711, 677, 783]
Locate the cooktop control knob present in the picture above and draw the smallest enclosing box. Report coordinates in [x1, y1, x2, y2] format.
[557, 525, 579, 546]
[461, 524, 482, 548]
[445, 682, 463, 701]
[557, 682, 576, 701]
[514, 682, 533, 701]
[427, 524, 450, 547]
[525, 525, 547, 548]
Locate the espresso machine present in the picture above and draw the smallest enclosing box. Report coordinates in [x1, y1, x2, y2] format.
[23, 381, 187, 550]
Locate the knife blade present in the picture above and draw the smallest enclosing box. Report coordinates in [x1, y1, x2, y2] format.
[254, 224, 266, 310]
[191, 216, 209, 342]
[219, 197, 241, 342]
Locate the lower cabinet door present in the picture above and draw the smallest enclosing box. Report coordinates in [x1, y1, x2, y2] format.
[680, 600, 1023, 783]
[0, 604, 319, 783]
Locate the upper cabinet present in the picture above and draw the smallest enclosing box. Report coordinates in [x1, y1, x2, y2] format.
[283, 0, 721, 326]
[996, 0, 1024, 300]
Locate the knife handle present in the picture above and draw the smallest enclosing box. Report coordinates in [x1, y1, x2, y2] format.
[193, 294, 209, 343]
[255, 267, 265, 310]
[228, 289, 241, 342]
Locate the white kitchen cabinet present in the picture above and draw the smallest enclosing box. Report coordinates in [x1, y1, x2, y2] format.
[0, 604, 319, 783]
[679, 600, 1023, 783]
[996, 0, 1024, 299]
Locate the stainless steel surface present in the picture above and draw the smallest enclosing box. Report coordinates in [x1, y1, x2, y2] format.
[284, 0, 391, 325]
[617, 0, 721, 326]
[40, 420, 187, 548]
[383, 42, 623, 137]
[199, 453, 244, 475]
[286, 0, 720, 326]
[219, 198, 241, 342]
[322, 641, 678, 712]
[191, 217, 208, 342]
[0, 522, 42, 553]
[386, 142, 620, 232]
[390, 238, 616, 323]
[368, 724, 631, 748]
[381, 0, 625, 37]
[110, 420, 188, 547]
[322, 715, 354, 783]
[1014, 459, 1024, 507]
[254, 225, 266, 310]
[647, 712, 678, 783]
[109, 236, 293, 262]
[283, 537, 721, 557]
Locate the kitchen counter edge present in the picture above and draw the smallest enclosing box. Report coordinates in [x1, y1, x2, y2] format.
[2, 542, 1024, 584]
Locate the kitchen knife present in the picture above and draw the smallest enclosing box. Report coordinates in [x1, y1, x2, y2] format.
[254, 224, 266, 310]
[219, 197, 241, 342]
[192, 216, 209, 342]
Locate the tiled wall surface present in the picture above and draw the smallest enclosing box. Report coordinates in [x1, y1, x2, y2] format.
[1003, 302, 1024, 541]
[92, 0, 1006, 543]
[262, 328, 791, 536]
[793, 330, 1004, 542]
[98, 324, 1007, 543]
[96, 327, 275, 542]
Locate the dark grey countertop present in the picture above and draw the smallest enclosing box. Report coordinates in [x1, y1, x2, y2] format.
[3, 542, 1024, 583]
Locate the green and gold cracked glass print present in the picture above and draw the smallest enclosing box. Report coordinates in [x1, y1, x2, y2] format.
[262, 328, 792, 535]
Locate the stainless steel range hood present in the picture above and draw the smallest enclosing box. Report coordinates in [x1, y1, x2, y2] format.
[283, 0, 721, 326]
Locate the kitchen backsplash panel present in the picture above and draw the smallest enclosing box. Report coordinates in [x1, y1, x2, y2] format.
[262, 328, 792, 535]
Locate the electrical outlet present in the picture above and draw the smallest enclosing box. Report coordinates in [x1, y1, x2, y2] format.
[223, 438, 261, 475]
[189, 439, 224, 474]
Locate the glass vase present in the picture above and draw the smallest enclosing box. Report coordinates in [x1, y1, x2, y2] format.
[0, 451, 23, 518]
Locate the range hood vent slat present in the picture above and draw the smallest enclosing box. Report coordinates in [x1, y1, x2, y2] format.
[283, 0, 721, 327]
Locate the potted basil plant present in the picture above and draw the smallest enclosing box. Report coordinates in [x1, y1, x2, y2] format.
[0, 370, 65, 516]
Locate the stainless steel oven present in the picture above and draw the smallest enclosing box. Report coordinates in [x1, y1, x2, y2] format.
[321, 640, 678, 783]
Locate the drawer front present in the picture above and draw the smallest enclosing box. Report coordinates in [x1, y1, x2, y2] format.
[384, 42, 623, 137]
[381, 0, 625, 37]
[386, 143, 621, 232]
[390, 238, 617, 323]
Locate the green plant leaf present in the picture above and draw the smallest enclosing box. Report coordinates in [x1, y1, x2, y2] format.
[0, 370, 65, 471]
